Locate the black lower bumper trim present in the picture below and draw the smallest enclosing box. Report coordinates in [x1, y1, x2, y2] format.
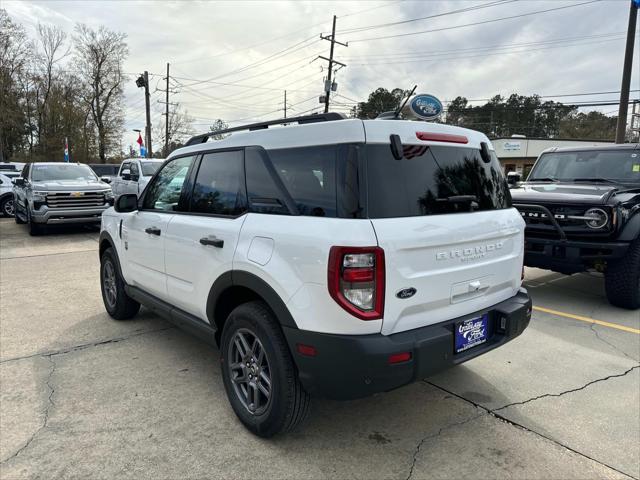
[524, 237, 630, 274]
[283, 289, 532, 400]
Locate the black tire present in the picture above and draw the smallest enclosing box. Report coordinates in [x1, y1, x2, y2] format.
[27, 208, 45, 236]
[605, 237, 640, 310]
[220, 301, 311, 437]
[1, 196, 15, 217]
[14, 199, 25, 224]
[100, 247, 140, 320]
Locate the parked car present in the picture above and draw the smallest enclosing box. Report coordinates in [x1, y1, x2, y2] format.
[89, 163, 121, 184]
[99, 113, 531, 437]
[0, 172, 20, 216]
[13, 162, 113, 235]
[0, 162, 25, 173]
[511, 144, 640, 309]
[111, 158, 164, 197]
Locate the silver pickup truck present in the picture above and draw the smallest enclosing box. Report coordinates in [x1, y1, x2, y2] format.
[13, 162, 113, 235]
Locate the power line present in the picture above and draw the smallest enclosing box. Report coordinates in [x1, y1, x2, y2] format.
[345, 0, 602, 43]
[340, 31, 627, 59]
[347, 36, 625, 66]
[339, 0, 516, 34]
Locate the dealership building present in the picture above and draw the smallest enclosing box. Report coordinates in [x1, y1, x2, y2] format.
[492, 137, 614, 178]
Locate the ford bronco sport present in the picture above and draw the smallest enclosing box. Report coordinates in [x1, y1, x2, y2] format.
[99, 112, 532, 437]
[511, 144, 640, 309]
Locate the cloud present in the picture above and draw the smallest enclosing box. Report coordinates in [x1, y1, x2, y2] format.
[3, 0, 638, 152]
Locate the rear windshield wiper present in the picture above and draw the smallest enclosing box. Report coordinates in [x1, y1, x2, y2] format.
[436, 195, 478, 203]
[572, 177, 623, 185]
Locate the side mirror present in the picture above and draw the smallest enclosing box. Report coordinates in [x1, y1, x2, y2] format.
[121, 168, 131, 181]
[480, 142, 492, 163]
[12, 178, 25, 187]
[507, 173, 521, 186]
[100, 176, 112, 184]
[114, 193, 138, 213]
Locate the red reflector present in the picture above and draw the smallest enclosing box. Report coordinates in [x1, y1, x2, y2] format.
[342, 267, 374, 282]
[388, 352, 412, 364]
[416, 132, 469, 144]
[296, 344, 317, 357]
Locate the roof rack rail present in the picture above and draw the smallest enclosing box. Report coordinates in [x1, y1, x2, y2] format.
[185, 112, 347, 147]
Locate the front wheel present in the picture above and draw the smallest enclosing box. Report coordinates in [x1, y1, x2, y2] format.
[605, 238, 640, 309]
[221, 301, 310, 437]
[27, 208, 45, 236]
[100, 247, 140, 320]
[1, 197, 15, 217]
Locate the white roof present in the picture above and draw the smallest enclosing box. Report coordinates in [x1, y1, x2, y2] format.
[168, 118, 491, 160]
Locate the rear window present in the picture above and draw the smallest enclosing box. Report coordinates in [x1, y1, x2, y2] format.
[366, 144, 511, 218]
[141, 161, 162, 176]
[266, 146, 337, 217]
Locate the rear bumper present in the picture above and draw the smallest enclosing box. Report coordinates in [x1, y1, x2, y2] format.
[32, 206, 108, 224]
[283, 289, 532, 400]
[524, 236, 630, 274]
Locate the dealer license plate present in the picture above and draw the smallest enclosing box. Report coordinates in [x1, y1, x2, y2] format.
[455, 314, 489, 354]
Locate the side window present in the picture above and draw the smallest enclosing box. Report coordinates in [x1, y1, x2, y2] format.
[142, 156, 194, 211]
[267, 146, 337, 217]
[245, 148, 290, 215]
[130, 162, 140, 177]
[190, 150, 247, 216]
[120, 161, 130, 176]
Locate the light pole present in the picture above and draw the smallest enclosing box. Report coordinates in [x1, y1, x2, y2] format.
[135, 72, 152, 157]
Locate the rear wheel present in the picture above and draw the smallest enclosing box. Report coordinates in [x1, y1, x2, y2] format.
[605, 238, 640, 309]
[221, 301, 310, 437]
[100, 247, 140, 320]
[1, 197, 15, 217]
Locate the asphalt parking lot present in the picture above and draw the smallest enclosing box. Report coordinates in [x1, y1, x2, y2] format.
[0, 217, 638, 480]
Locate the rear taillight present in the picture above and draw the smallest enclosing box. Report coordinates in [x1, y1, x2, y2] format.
[328, 246, 385, 320]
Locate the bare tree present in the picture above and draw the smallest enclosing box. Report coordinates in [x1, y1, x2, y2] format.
[73, 24, 128, 162]
[34, 23, 69, 149]
[153, 105, 194, 156]
[0, 9, 33, 161]
[209, 118, 229, 140]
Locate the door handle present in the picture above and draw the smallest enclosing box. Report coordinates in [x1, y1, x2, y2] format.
[200, 236, 224, 248]
[145, 227, 161, 236]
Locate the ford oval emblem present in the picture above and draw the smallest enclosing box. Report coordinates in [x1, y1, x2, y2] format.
[405, 94, 443, 121]
[396, 287, 417, 299]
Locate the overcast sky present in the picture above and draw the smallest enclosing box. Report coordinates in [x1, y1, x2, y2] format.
[4, 0, 639, 153]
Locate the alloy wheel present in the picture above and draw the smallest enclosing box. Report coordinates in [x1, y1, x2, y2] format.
[228, 328, 272, 415]
[102, 260, 118, 308]
[3, 199, 14, 216]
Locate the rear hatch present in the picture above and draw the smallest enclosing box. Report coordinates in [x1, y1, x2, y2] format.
[363, 122, 524, 335]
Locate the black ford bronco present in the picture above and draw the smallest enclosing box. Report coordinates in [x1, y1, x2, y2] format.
[510, 143, 640, 309]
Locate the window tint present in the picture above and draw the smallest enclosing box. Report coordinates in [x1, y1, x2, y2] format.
[141, 161, 161, 176]
[366, 144, 511, 218]
[130, 162, 139, 176]
[142, 156, 194, 211]
[190, 151, 247, 216]
[267, 146, 336, 217]
[245, 148, 290, 215]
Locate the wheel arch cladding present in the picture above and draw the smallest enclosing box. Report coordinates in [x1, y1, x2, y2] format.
[619, 211, 640, 241]
[98, 231, 124, 278]
[207, 270, 299, 343]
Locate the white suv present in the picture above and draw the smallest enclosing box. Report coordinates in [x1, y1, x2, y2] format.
[99, 113, 531, 437]
[111, 158, 164, 197]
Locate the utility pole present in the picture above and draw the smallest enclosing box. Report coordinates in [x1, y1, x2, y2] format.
[319, 15, 347, 113]
[615, 0, 638, 143]
[165, 63, 170, 155]
[144, 71, 152, 157]
[284, 90, 287, 119]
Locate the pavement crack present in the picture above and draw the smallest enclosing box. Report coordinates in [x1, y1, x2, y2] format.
[405, 412, 484, 480]
[426, 377, 640, 480]
[492, 365, 640, 413]
[0, 326, 175, 364]
[589, 322, 637, 361]
[0, 356, 56, 465]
